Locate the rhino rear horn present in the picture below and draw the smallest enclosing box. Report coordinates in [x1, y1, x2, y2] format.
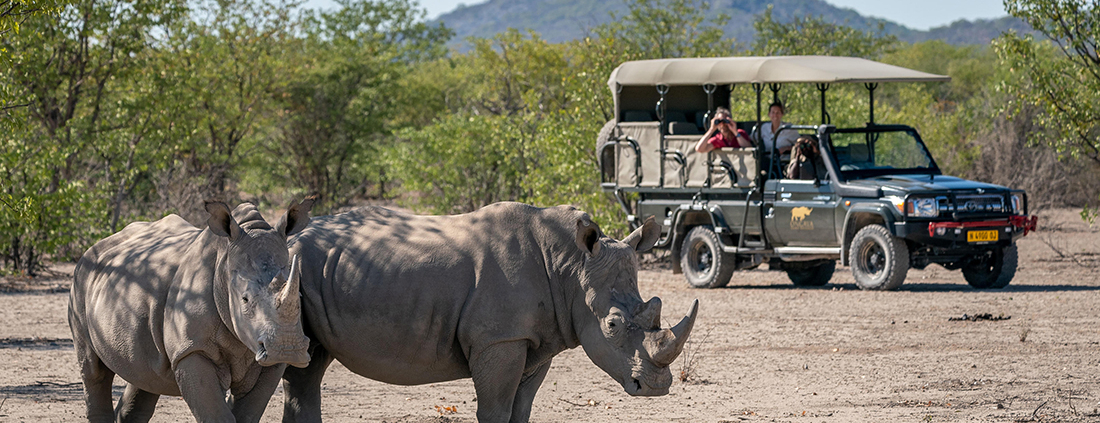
[633, 297, 662, 330]
[623, 216, 661, 252]
[648, 299, 699, 367]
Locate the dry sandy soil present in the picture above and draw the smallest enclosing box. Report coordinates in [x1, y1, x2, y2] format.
[1, 208, 1098, 422]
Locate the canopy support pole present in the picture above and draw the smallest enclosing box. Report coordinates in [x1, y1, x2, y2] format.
[768, 83, 782, 106]
[656, 84, 669, 186]
[703, 83, 717, 129]
[750, 83, 770, 250]
[816, 83, 831, 125]
[865, 82, 878, 126]
[753, 83, 764, 146]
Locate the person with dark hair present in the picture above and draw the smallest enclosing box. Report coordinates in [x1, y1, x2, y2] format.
[786, 135, 822, 181]
[694, 107, 753, 153]
[752, 102, 797, 155]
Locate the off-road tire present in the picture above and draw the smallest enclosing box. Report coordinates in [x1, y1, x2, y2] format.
[596, 119, 617, 171]
[785, 259, 836, 287]
[849, 224, 909, 291]
[681, 226, 736, 289]
[962, 245, 1017, 289]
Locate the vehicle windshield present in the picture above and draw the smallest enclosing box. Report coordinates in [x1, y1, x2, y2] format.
[828, 128, 939, 178]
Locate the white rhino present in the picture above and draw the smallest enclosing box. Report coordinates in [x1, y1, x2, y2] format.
[69, 199, 316, 422]
[281, 202, 698, 423]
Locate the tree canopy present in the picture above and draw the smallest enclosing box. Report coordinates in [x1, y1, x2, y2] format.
[1, 0, 1097, 274]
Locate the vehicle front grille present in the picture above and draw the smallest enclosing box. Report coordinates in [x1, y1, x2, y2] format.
[943, 194, 1007, 216]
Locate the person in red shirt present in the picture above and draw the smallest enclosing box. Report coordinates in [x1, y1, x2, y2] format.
[694, 107, 753, 153]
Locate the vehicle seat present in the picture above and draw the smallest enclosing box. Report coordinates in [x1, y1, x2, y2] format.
[665, 110, 689, 123]
[850, 143, 870, 161]
[839, 143, 873, 171]
[668, 121, 702, 135]
[623, 110, 655, 122]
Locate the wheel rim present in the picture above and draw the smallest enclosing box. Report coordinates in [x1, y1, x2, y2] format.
[967, 250, 998, 275]
[858, 240, 886, 277]
[688, 240, 713, 275]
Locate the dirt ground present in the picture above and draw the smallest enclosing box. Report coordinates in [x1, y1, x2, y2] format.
[1, 208, 1098, 422]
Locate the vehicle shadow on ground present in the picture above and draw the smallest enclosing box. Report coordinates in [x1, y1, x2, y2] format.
[721, 282, 1100, 292]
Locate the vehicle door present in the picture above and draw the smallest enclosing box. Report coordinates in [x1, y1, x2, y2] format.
[764, 177, 839, 247]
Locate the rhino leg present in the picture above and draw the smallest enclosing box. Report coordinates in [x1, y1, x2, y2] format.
[470, 340, 528, 423]
[73, 337, 115, 423]
[509, 360, 551, 423]
[281, 343, 333, 423]
[174, 354, 235, 422]
[115, 383, 159, 423]
[229, 363, 286, 423]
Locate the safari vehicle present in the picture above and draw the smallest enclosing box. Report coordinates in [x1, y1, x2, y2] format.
[596, 56, 1039, 290]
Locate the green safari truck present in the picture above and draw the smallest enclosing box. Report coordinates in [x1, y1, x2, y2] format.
[596, 56, 1038, 290]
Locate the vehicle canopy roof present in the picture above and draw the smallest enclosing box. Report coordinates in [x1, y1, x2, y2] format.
[607, 55, 950, 89]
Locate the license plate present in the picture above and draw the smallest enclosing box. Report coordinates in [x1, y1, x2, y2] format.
[967, 230, 999, 243]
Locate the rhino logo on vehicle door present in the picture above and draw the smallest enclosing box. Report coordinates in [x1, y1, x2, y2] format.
[791, 206, 814, 230]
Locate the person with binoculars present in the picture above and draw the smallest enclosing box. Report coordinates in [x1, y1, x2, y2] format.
[694, 107, 754, 153]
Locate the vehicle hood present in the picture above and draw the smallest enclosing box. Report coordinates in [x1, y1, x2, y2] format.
[845, 174, 1010, 195]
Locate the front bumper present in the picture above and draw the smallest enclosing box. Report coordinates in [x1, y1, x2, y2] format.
[893, 215, 1039, 249]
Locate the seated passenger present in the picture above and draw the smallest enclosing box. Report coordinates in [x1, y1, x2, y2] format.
[752, 102, 798, 155]
[694, 107, 753, 153]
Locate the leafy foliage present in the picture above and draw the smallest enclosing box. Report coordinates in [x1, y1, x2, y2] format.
[997, 0, 1100, 220]
[0, 0, 186, 274]
[997, 0, 1100, 166]
[245, 0, 451, 214]
[752, 6, 896, 57]
[1, 0, 1098, 274]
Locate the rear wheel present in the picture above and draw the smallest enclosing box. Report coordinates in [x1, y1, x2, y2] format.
[681, 226, 736, 289]
[962, 245, 1017, 289]
[849, 224, 909, 291]
[785, 259, 836, 286]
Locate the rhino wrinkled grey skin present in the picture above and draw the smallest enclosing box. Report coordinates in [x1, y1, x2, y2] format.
[68, 199, 316, 422]
[281, 202, 699, 423]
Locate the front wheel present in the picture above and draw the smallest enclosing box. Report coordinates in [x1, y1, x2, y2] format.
[681, 226, 736, 289]
[785, 259, 836, 286]
[849, 224, 909, 291]
[962, 245, 1017, 289]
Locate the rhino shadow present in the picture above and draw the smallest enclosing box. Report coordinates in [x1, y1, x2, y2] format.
[0, 337, 73, 351]
[0, 381, 124, 402]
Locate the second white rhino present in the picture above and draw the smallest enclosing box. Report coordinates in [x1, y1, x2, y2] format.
[281, 202, 699, 423]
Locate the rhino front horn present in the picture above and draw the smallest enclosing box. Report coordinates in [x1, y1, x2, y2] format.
[277, 255, 301, 315]
[649, 299, 699, 367]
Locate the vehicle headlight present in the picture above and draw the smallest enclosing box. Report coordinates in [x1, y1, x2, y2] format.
[1010, 194, 1024, 215]
[906, 197, 939, 218]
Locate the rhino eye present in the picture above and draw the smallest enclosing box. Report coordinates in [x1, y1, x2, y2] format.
[242, 295, 250, 304]
[605, 315, 625, 335]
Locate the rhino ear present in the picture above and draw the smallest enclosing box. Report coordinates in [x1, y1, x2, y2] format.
[277, 195, 318, 238]
[623, 216, 661, 253]
[575, 215, 602, 257]
[205, 201, 241, 240]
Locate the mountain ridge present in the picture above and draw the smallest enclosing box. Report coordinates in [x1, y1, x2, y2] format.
[436, 0, 1035, 48]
